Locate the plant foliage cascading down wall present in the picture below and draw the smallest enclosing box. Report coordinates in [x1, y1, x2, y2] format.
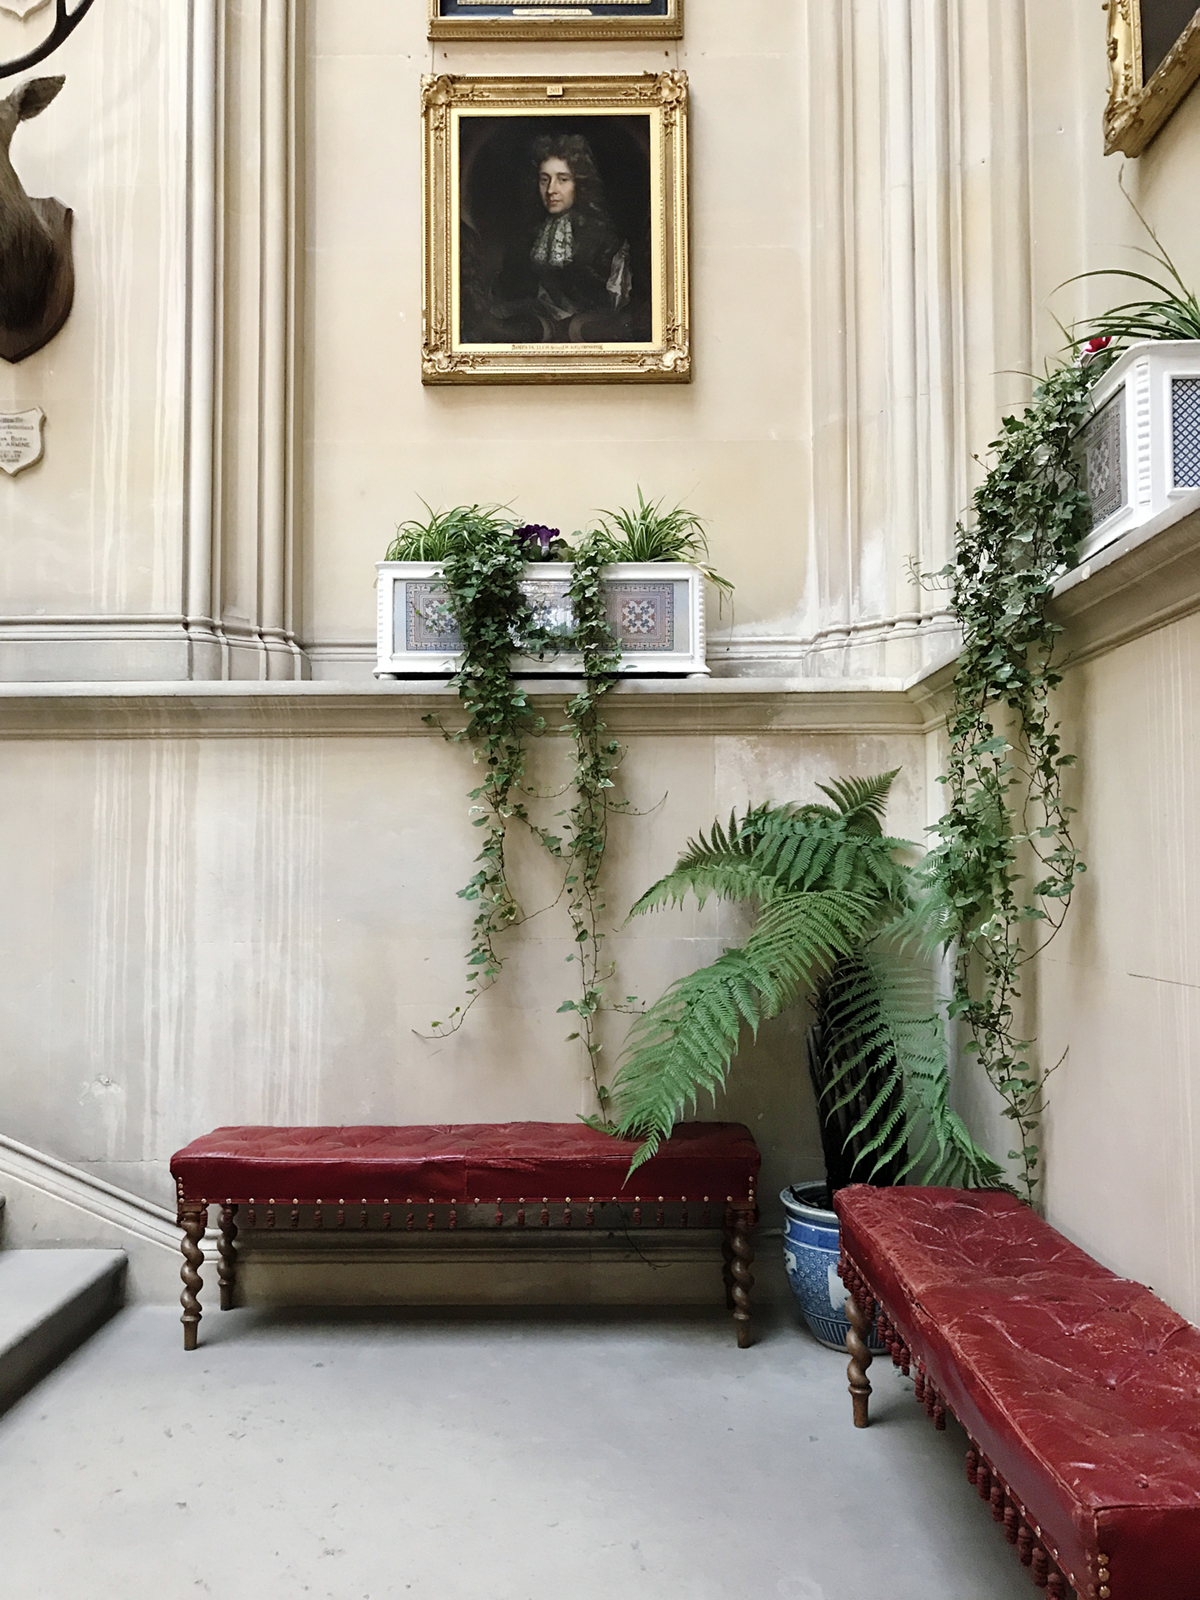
[392, 497, 724, 1122]
[919, 361, 1094, 1204]
[398, 228, 1188, 1198]
[923, 221, 1200, 1203]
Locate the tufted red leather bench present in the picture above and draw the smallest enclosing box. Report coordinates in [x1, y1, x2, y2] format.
[171, 1121, 760, 1351]
[834, 1184, 1200, 1600]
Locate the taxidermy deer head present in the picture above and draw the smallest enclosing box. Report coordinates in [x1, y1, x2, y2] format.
[0, 74, 73, 362]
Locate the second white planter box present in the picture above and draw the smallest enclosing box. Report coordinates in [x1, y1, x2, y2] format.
[1077, 339, 1200, 560]
[375, 561, 709, 677]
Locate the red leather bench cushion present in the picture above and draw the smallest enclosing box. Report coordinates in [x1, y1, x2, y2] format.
[171, 1121, 760, 1207]
[835, 1185, 1200, 1600]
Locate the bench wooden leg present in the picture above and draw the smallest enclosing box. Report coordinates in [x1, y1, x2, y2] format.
[218, 1204, 239, 1311]
[720, 1229, 735, 1309]
[846, 1292, 874, 1427]
[730, 1206, 755, 1349]
[180, 1204, 207, 1351]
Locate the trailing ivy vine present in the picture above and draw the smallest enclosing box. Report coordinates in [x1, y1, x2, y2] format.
[420, 518, 625, 1113]
[922, 361, 1096, 1204]
[430, 516, 545, 1011]
[552, 537, 626, 1118]
[398, 497, 729, 1116]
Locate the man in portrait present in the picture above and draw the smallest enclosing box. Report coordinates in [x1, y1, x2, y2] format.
[458, 116, 652, 346]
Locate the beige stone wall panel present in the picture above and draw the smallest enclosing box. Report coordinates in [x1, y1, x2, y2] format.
[0, 2, 189, 664]
[0, 685, 924, 1230]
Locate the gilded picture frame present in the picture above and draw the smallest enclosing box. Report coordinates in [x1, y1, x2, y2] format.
[1105, 0, 1200, 155]
[428, 1, 682, 44]
[422, 72, 690, 386]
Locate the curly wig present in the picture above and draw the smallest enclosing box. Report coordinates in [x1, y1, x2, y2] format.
[530, 133, 612, 230]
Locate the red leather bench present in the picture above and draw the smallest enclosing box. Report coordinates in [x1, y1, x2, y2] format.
[171, 1121, 760, 1351]
[834, 1185, 1200, 1600]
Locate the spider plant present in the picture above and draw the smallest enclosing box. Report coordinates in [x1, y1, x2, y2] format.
[385, 502, 515, 562]
[1065, 200, 1200, 348]
[594, 489, 733, 601]
[607, 771, 1006, 1195]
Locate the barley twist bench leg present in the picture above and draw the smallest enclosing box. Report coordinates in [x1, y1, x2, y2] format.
[218, 1204, 239, 1311]
[730, 1205, 755, 1349]
[846, 1292, 874, 1427]
[721, 1229, 736, 1310]
[180, 1204, 207, 1351]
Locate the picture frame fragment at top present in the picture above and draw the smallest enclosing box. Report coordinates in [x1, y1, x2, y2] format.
[428, 0, 683, 44]
[1104, 0, 1200, 156]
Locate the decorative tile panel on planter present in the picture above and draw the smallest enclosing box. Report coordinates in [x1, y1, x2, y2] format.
[375, 561, 709, 677]
[1077, 339, 1200, 560]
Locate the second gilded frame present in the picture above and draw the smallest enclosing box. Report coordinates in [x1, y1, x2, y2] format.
[422, 73, 690, 385]
[428, 1, 683, 43]
[1105, 0, 1200, 155]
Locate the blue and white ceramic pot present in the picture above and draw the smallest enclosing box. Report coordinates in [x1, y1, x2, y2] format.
[781, 1181, 884, 1352]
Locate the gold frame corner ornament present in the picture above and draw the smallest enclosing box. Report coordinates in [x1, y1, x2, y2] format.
[1104, 0, 1200, 156]
[421, 71, 691, 386]
[427, 0, 682, 44]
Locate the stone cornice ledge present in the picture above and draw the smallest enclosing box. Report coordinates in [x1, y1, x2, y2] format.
[0, 676, 926, 740]
[9, 506, 1191, 740]
[898, 490, 1200, 722]
[1051, 490, 1200, 666]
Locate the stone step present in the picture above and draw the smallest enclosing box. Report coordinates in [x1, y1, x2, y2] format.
[0, 1248, 127, 1411]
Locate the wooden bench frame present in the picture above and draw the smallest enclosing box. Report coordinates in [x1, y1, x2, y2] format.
[839, 1254, 1080, 1598]
[178, 1196, 757, 1349]
[172, 1114, 765, 1355]
[834, 1200, 1200, 1600]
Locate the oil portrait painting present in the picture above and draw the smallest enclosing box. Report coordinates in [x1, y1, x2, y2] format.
[459, 118, 652, 346]
[422, 74, 690, 384]
[1105, 0, 1200, 154]
[428, 0, 682, 43]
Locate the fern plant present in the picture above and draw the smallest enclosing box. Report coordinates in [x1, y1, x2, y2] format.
[607, 772, 1006, 1194]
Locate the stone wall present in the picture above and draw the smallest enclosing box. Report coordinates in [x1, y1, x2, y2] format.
[0, 681, 927, 1230]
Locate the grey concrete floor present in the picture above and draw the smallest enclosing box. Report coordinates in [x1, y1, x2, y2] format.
[0, 1304, 1037, 1600]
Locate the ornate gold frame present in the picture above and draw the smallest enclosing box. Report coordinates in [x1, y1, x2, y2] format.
[1105, 1, 1200, 156]
[422, 72, 690, 386]
[427, 1, 682, 43]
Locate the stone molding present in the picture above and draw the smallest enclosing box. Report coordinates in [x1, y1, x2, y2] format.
[0, 1133, 183, 1249]
[4, 498, 1194, 725]
[1051, 493, 1200, 669]
[796, 0, 1034, 684]
[0, 1134, 217, 1303]
[181, 0, 306, 682]
[0, 678, 927, 740]
[305, 608, 963, 685]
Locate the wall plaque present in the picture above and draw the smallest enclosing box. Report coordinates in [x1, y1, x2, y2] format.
[0, 407, 44, 474]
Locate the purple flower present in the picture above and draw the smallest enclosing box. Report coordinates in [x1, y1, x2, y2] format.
[513, 524, 560, 557]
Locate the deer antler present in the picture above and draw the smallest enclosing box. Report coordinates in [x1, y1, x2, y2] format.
[0, 0, 99, 81]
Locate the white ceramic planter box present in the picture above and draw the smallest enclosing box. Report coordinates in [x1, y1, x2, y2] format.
[375, 561, 709, 677]
[1077, 339, 1200, 560]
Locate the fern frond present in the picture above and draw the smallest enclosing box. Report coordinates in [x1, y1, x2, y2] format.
[750, 813, 913, 903]
[611, 890, 877, 1167]
[817, 955, 1007, 1188]
[814, 769, 899, 831]
[629, 810, 769, 916]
